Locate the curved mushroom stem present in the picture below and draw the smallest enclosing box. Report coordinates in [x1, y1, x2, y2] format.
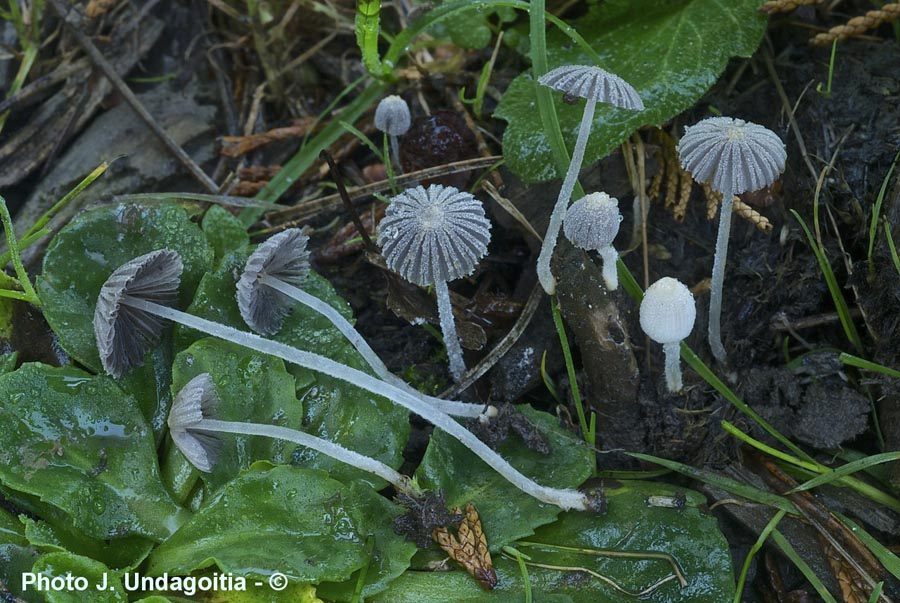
[708, 186, 734, 364]
[259, 274, 494, 419]
[434, 279, 466, 383]
[536, 96, 597, 295]
[121, 297, 590, 510]
[663, 341, 683, 392]
[195, 418, 413, 492]
[598, 246, 619, 291]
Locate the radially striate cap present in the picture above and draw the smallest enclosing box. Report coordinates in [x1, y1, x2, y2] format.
[168, 373, 222, 473]
[538, 65, 644, 111]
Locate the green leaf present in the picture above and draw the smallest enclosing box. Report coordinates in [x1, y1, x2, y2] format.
[32, 553, 126, 603]
[495, 0, 768, 182]
[436, 5, 516, 50]
[202, 206, 249, 267]
[0, 363, 189, 542]
[146, 465, 370, 583]
[415, 406, 594, 549]
[317, 482, 418, 601]
[37, 203, 214, 372]
[0, 544, 42, 603]
[0, 507, 27, 547]
[169, 337, 305, 495]
[20, 516, 153, 571]
[176, 250, 409, 488]
[0, 350, 17, 374]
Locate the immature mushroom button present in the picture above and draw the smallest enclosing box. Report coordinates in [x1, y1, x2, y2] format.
[676, 117, 786, 363]
[237, 228, 495, 420]
[377, 184, 491, 384]
[639, 277, 696, 393]
[563, 192, 623, 290]
[535, 65, 644, 295]
[374, 95, 411, 172]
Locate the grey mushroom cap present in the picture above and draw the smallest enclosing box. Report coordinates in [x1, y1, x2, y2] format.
[377, 184, 491, 287]
[677, 117, 787, 195]
[639, 277, 696, 345]
[538, 65, 644, 111]
[93, 249, 183, 378]
[374, 95, 412, 136]
[236, 228, 311, 335]
[168, 373, 222, 473]
[563, 192, 622, 250]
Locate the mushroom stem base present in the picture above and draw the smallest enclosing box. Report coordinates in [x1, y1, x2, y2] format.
[663, 341, 683, 392]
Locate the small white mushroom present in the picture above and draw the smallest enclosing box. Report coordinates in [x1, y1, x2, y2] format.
[639, 277, 696, 393]
[563, 192, 623, 290]
[374, 95, 411, 172]
[677, 117, 786, 363]
[535, 65, 644, 295]
[378, 184, 491, 383]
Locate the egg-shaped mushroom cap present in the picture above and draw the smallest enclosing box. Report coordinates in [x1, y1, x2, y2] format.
[168, 373, 222, 473]
[374, 95, 412, 136]
[377, 184, 491, 287]
[538, 65, 644, 111]
[677, 117, 786, 195]
[639, 277, 696, 345]
[94, 249, 183, 378]
[563, 192, 622, 250]
[236, 228, 310, 335]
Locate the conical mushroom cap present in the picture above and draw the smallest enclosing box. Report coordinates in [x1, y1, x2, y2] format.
[677, 116, 786, 195]
[639, 277, 696, 345]
[168, 373, 222, 473]
[94, 249, 182, 378]
[237, 228, 311, 335]
[377, 184, 491, 287]
[563, 192, 622, 250]
[374, 95, 412, 136]
[538, 65, 644, 111]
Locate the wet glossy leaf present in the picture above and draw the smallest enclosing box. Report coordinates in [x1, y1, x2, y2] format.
[202, 206, 249, 266]
[317, 481, 418, 602]
[415, 406, 594, 548]
[32, 552, 126, 603]
[0, 363, 189, 542]
[374, 482, 733, 602]
[146, 465, 370, 583]
[0, 507, 26, 547]
[20, 516, 153, 571]
[0, 543, 42, 603]
[0, 350, 17, 374]
[495, 0, 767, 182]
[169, 337, 304, 495]
[37, 203, 213, 372]
[176, 250, 409, 488]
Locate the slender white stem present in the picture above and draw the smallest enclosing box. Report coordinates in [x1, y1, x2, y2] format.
[598, 247, 619, 291]
[708, 187, 734, 364]
[122, 297, 588, 510]
[390, 134, 402, 173]
[260, 275, 493, 419]
[197, 418, 411, 492]
[663, 341, 683, 392]
[434, 279, 466, 384]
[536, 97, 597, 295]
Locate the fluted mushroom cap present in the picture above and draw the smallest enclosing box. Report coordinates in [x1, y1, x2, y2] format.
[237, 228, 310, 335]
[168, 373, 222, 473]
[374, 95, 412, 136]
[93, 249, 182, 378]
[639, 277, 696, 345]
[377, 184, 491, 287]
[677, 117, 786, 195]
[563, 192, 622, 250]
[538, 65, 644, 111]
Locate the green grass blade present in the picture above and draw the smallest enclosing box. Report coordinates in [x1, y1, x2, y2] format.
[551, 297, 595, 449]
[883, 219, 900, 280]
[734, 509, 786, 603]
[835, 513, 900, 584]
[770, 530, 838, 603]
[356, 0, 388, 78]
[840, 352, 900, 379]
[789, 451, 900, 493]
[867, 148, 900, 268]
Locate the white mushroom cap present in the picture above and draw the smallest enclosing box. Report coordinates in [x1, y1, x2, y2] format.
[538, 65, 644, 111]
[374, 95, 411, 136]
[93, 249, 183, 378]
[563, 192, 622, 250]
[676, 117, 786, 195]
[168, 373, 222, 472]
[639, 277, 696, 345]
[236, 228, 311, 335]
[377, 184, 491, 287]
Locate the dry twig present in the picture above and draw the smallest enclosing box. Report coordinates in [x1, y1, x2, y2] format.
[812, 4, 900, 45]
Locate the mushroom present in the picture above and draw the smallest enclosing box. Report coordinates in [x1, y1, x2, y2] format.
[676, 117, 786, 363]
[236, 228, 495, 420]
[169, 372, 413, 491]
[562, 192, 623, 290]
[374, 95, 411, 172]
[535, 65, 644, 295]
[95, 249, 592, 510]
[639, 277, 696, 393]
[377, 184, 491, 383]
